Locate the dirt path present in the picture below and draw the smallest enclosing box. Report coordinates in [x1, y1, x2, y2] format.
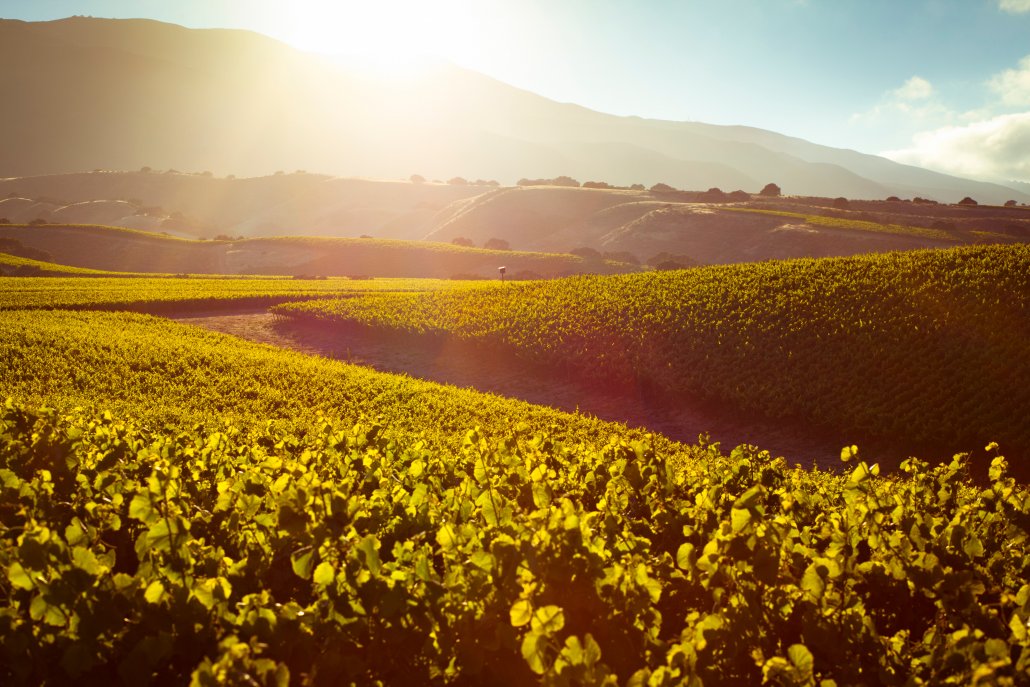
[168, 309, 877, 471]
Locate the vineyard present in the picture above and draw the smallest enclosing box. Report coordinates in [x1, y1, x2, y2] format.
[0, 252, 122, 277]
[275, 244, 1030, 465]
[1, 246, 1029, 684]
[3, 403, 1029, 686]
[0, 275, 478, 311]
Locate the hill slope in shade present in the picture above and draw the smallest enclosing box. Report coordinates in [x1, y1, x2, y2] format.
[3, 172, 1027, 266]
[0, 223, 636, 278]
[2, 16, 1028, 204]
[0, 172, 487, 240]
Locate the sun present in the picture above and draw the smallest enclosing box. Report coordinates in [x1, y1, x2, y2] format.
[265, 0, 465, 70]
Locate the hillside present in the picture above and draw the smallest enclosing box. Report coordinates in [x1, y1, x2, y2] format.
[4, 172, 1028, 267]
[424, 186, 1030, 262]
[0, 172, 487, 240]
[2, 17, 1028, 204]
[276, 244, 1030, 467]
[0, 223, 634, 278]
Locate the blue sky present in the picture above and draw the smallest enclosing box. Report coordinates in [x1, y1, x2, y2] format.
[4, 0, 1030, 181]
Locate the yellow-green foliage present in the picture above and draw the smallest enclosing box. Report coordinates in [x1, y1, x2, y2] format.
[0, 276, 482, 310]
[276, 244, 1030, 456]
[723, 207, 956, 240]
[0, 310, 652, 450]
[1, 400, 1027, 684]
[0, 252, 120, 276]
[1, 309, 1028, 684]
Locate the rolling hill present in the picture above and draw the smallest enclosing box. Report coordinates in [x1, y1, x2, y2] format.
[0, 223, 636, 278]
[3, 172, 1027, 267]
[2, 16, 1028, 204]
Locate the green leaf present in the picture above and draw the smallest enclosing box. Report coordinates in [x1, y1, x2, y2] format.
[840, 445, 859, 463]
[144, 580, 165, 604]
[144, 518, 185, 554]
[788, 643, 814, 678]
[30, 594, 66, 626]
[71, 546, 104, 576]
[733, 485, 762, 509]
[470, 550, 494, 572]
[7, 562, 35, 590]
[676, 543, 695, 570]
[291, 550, 314, 579]
[521, 631, 548, 674]
[531, 482, 552, 509]
[730, 507, 751, 532]
[192, 579, 217, 609]
[845, 462, 873, 488]
[510, 599, 533, 627]
[313, 561, 335, 586]
[436, 524, 458, 550]
[1009, 612, 1028, 641]
[801, 563, 826, 599]
[65, 520, 86, 547]
[963, 537, 984, 558]
[356, 535, 381, 575]
[128, 493, 157, 524]
[531, 605, 565, 635]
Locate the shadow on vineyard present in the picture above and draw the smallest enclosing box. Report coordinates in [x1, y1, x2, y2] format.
[169, 310, 995, 478]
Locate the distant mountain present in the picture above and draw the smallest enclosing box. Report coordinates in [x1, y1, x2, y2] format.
[2, 16, 1028, 204]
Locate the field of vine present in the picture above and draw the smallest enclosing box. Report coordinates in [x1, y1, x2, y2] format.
[0, 252, 122, 276]
[276, 244, 1030, 465]
[0, 275, 477, 311]
[1, 310, 1028, 684]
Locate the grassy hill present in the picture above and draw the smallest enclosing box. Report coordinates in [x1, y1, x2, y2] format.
[0, 172, 488, 240]
[424, 187, 1030, 262]
[0, 223, 636, 278]
[276, 244, 1030, 464]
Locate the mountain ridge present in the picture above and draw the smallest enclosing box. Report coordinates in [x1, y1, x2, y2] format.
[1, 16, 1027, 204]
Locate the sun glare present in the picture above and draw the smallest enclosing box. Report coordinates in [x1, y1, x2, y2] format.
[265, 0, 472, 71]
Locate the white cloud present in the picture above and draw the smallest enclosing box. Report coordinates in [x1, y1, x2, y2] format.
[999, 0, 1030, 13]
[850, 76, 950, 126]
[989, 55, 1030, 106]
[892, 76, 934, 101]
[884, 112, 1030, 182]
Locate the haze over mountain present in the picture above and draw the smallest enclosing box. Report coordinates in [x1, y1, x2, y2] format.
[2, 16, 1028, 205]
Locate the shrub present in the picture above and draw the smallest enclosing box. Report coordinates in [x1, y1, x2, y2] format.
[833, 197, 850, 209]
[410, 174, 426, 184]
[650, 183, 676, 193]
[451, 237, 475, 248]
[484, 238, 510, 251]
[759, 183, 781, 197]
[1004, 200, 1017, 207]
[958, 197, 978, 206]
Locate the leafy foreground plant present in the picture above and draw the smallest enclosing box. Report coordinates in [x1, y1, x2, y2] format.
[2, 401, 1028, 685]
